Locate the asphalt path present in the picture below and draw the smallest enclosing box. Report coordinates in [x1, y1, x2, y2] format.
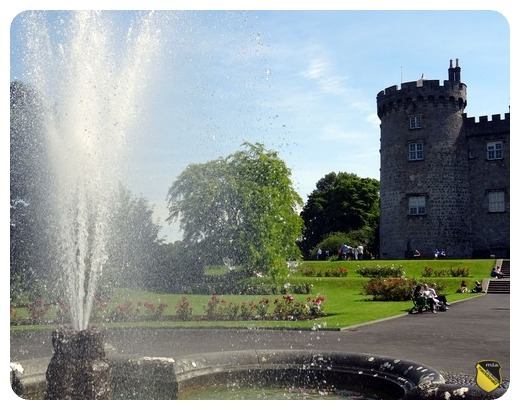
[10, 293, 510, 381]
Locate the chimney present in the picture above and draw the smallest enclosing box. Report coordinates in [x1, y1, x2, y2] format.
[454, 58, 461, 82]
[448, 59, 455, 82]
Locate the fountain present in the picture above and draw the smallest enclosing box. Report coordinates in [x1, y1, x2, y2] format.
[45, 328, 110, 399]
[11, 346, 506, 400]
[11, 10, 165, 400]
[10, 11, 507, 401]
[14, 10, 163, 332]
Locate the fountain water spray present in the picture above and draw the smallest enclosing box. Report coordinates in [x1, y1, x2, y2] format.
[14, 11, 167, 399]
[18, 11, 163, 330]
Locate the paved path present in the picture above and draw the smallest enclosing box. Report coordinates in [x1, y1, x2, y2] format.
[10, 293, 510, 381]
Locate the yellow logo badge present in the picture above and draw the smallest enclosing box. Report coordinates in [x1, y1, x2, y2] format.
[475, 360, 502, 392]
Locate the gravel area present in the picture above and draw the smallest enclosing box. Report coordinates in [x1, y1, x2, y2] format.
[441, 371, 510, 390]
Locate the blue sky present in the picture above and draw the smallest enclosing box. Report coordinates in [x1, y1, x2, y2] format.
[5, 3, 513, 243]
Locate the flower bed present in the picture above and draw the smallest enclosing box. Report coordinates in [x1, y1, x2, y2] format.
[10, 294, 326, 325]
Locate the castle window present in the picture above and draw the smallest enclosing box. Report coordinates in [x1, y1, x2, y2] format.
[409, 142, 424, 160]
[488, 191, 505, 213]
[409, 115, 422, 129]
[408, 196, 426, 215]
[487, 141, 503, 160]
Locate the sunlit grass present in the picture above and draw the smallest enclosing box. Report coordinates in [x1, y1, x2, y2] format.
[11, 259, 494, 331]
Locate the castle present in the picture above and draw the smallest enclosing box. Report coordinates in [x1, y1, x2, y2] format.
[377, 59, 509, 259]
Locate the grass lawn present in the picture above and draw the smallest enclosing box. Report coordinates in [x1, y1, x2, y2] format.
[11, 259, 495, 331]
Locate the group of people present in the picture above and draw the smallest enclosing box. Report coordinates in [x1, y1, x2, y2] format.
[459, 280, 483, 293]
[413, 283, 450, 313]
[434, 249, 447, 259]
[338, 244, 364, 260]
[490, 266, 504, 279]
[413, 265, 499, 313]
[315, 245, 366, 260]
[458, 265, 503, 295]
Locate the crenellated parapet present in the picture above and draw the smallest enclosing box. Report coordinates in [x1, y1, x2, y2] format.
[377, 79, 467, 118]
[464, 112, 510, 136]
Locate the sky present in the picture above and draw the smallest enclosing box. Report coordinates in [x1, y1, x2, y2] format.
[4, 2, 513, 244]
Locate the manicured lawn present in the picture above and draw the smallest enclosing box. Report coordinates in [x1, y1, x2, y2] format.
[11, 259, 494, 331]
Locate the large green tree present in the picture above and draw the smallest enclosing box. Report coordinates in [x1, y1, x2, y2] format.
[299, 172, 380, 258]
[102, 185, 164, 291]
[166, 142, 303, 280]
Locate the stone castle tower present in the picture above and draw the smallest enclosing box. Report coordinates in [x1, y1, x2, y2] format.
[377, 60, 509, 259]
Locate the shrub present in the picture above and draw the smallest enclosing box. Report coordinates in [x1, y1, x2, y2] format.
[363, 277, 415, 301]
[10, 292, 327, 324]
[109, 300, 141, 321]
[174, 297, 193, 321]
[298, 267, 348, 277]
[422, 266, 469, 277]
[204, 295, 224, 320]
[205, 297, 239, 320]
[226, 301, 241, 320]
[305, 295, 326, 317]
[254, 298, 271, 319]
[273, 294, 325, 320]
[10, 307, 22, 326]
[273, 295, 298, 320]
[357, 264, 405, 278]
[27, 300, 52, 325]
[143, 301, 168, 319]
[240, 301, 255, 320]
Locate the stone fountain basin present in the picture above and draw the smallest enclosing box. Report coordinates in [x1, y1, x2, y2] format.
[12, 349, 505, 400]
[12, 349, 440, 400]
[114, 350, 443, 399]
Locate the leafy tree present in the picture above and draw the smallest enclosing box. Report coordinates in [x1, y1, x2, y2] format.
[148, 240, 206, 293]
[102, 185, 164, 291]
[166, 142, 303, 280]
[300, 172, 380, 258]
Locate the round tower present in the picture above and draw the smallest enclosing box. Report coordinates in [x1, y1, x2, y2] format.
[377, 59, 473, 259]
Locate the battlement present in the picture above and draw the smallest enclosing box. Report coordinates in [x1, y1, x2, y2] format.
[464, 112, 510, 136]
[377, 79, 467, 118]
[464, 112, 510, 124]
[377, 79, 466, 99]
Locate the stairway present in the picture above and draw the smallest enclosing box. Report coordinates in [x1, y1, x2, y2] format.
[486, 259, 510, 294]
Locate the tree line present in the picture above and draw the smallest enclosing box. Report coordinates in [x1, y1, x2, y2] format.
[10, 80, 380, 302]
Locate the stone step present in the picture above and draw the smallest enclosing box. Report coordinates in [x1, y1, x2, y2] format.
[486, 279, 510, 294]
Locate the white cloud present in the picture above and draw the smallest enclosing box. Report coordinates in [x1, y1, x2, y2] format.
[301, 58, 331, 81]
[301, 57, 350, 96]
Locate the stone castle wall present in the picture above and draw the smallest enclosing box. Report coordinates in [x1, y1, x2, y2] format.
[465, 113, 510, 257]
[377, 65, 509, 259]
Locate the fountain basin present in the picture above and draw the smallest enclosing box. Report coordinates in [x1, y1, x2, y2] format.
[13, 349, 502, 400]
[161, 350, 440, 400]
